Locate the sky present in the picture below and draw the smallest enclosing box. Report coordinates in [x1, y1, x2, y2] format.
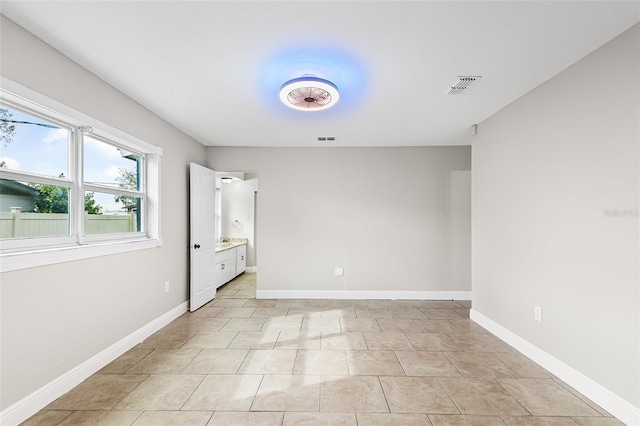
[1, 105, 138, 213]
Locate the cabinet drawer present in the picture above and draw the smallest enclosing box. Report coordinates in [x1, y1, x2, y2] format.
[215, 247, 236, 263]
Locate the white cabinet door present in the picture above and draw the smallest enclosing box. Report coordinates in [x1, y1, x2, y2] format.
[236, 251, 246, 275]
[214, 261, 224, 289]
[189, 163, 217, 311]
[222, 248, 237, 283]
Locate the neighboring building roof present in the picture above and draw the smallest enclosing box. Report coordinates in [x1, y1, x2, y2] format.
[0, 179, 40, 196]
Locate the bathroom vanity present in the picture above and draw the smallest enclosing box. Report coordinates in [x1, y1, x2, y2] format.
[214, 241, 247, 289]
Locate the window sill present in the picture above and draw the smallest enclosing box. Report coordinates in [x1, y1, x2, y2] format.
[0, 238, 163, 273]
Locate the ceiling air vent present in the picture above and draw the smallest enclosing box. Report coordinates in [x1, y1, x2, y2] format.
[446, 76, 481, 95]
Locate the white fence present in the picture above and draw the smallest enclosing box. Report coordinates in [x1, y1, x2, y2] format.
[0, 211, 137, 238]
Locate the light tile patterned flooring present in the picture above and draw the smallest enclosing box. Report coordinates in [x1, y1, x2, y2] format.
[23, 273, 623, 425]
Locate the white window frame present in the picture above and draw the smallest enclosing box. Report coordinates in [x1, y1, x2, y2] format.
[0, 78, 162, 272]
[80, 130, 147, 243]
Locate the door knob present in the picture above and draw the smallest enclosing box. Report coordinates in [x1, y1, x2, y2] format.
[193, 244, 200, 249]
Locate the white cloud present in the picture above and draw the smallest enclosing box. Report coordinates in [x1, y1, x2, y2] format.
[43, 128, 68, 144]
[105, 165, 121, 179]
[0, 157, 20, 170]
[84, 136, 122, 159]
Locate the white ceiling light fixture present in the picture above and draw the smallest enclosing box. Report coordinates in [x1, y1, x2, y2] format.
[279, 76, 340, 111]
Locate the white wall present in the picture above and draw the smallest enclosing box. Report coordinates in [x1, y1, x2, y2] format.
[472, 23, 639, 415]
[221, 178, 257, 267]
[0, 16, 206, 411]
[208, 146, 471, 298]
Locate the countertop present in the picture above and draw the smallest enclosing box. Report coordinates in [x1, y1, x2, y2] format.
[215, 240, 247, 253]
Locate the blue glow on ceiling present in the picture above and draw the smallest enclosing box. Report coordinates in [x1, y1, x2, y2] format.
[260, 45, 368, 114]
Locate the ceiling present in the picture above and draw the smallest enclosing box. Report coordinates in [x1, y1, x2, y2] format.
[1, 1, 638, 147]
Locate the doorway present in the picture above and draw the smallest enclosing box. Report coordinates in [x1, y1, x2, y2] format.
[215, 171, 258, 296]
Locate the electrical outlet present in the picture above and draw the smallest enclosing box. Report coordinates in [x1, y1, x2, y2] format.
[164, 281, 170, 292]
[534, 306, 542, 322]
[334, 267, 344, 276]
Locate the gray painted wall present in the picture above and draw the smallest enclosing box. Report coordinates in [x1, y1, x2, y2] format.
[0, 16, 206, 409]
[208, 146, 471, 295]
[472, 24, 639, 407]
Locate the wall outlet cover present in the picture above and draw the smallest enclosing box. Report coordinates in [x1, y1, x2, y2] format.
[334, 267, 344, 276]
[534, 306, 542, 322]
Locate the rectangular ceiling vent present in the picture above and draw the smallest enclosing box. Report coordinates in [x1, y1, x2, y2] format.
[446, 76, 481, 95]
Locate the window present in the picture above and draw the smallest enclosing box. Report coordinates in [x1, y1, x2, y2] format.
[82, 135, 144, 237]
[0, 83, 162, 271]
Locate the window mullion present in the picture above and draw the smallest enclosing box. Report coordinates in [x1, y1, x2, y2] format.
[139, 155, 146, 233]
[71, 128, 84, 243]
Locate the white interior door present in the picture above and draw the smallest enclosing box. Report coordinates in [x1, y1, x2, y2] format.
[189, 162, 217, 311]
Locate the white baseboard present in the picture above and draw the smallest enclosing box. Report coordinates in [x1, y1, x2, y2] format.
[470, 308, 640, 426]
[256, 289, 471, 300]
[0, 302, 188, 426]
[246, 266, 257, 273]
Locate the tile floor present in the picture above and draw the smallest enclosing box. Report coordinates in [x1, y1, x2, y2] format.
[23, 273, 623, 425]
